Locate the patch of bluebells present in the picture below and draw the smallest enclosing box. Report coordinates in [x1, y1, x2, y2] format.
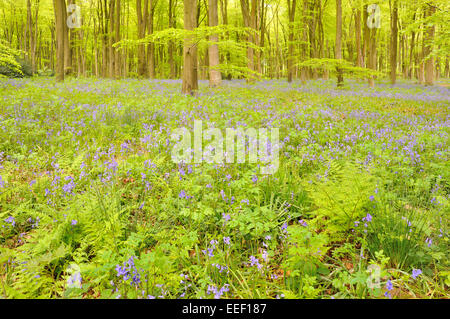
[248, 255, 263, 271]
[179, 189, 193, 199]
[115, 256, 142, 288]
[222, 213, 231, 224]
[67, 272, 82, 289]
[207, 283, 229, 299]
[28, 217, 40, 229]
[62, 176, 76, 196]
[298, 219, 308, 227]
[0, 175, 5, 189]
[211, 263, 229, 274]
[202, 240, 219, 258]
[179, 273, 192, 298]
[279, 222, 289, 240]
[384, 279, 393, 298]
[412, 269, 422, 279]
[353, 213, 373, 233]
[4, 216, 15, 227]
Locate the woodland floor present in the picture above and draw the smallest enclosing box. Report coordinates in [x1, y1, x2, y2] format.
[0, 77, 448, 298]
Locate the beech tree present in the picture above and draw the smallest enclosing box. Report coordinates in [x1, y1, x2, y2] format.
[390, 0, 398, 84]
[208, 0, 221, 87]
[53, 0, 64, 82]
[182, 0, 198, 94]
[286, 0, 295, 83]
[424, 2, 436, 85]
[335, 0, 343, 87]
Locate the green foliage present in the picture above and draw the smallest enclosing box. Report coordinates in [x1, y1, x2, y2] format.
[0, 40, 24, 78]
[305, 161, 377, 238]
[297, 58, 384, 78]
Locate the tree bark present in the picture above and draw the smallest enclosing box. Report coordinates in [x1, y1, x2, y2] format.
[389, 0, 398, 85]
[136, 0, 148, 77]
[208, 0, 221, 86]
[354, 7, 363, 68]
[367, 5, 377, 87]
[287, 0, 296, 82]
[335, 0, 343, 87]
[424, 3, 435, 86]
[147, 0, 156, 78]
[168, 0, 177, 78]
[53, 0, 65, 81]
[240, 0, 257, 81]
[62, 0, 72, 75]
[114, 0, 121, 78]
[182, 0, 198, 94]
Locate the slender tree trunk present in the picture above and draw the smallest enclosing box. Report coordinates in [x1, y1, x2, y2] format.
[208, 0, 221, 86]
[108, 0, 115, 77]
[219, 0, 231, 79]
[53, 0, 65, 81]
[287, 0, 296, 82]
[62, 0, 72, 75]
[168, 0, 177, 78]
[300, 0, 307, 81]
[335, 0, 343, 87]
[418, 30, 425, 83]
[27, 0, 36, 74]
[240, 0, 256, 81]
[409, 15, 415, 79]
[182, 0, 198, 94]
[390, 0, 398, 84]
[136, 0, 148, 77]
[424, 3, 435, 86]
[362, 4, 369, 68]
[146, 0, 156, 78]
[113, 0, 120, 78]
[367, 5, 377, 87]
[354, 7, 363, 68]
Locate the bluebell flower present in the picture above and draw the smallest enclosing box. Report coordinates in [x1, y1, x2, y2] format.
[412, 269, 422, 279]
[5, 216, 15, 227]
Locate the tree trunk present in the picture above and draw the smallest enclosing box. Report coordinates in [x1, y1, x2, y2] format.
[390, 0, 398, 85]
[62, 0, 72, 75]
[409, 15, 415, 79]
[354, 7, 363, 68]
[424, 4, 436, 86]
[53, 0, 65, 81]
[27, 0, 36, 74]
[208, 0, 221, 86]
[335, 0, 343, 87]
[136, 0, 148, 77]
[367, 5, 377, 87]
[168, 0, 177, 78]
[240, 0, 256, 81]
[287, 0, 296, 82]
[114, 0, 121, 78]
[147, 0, 156, 78]
[182, 0, 198, 94]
